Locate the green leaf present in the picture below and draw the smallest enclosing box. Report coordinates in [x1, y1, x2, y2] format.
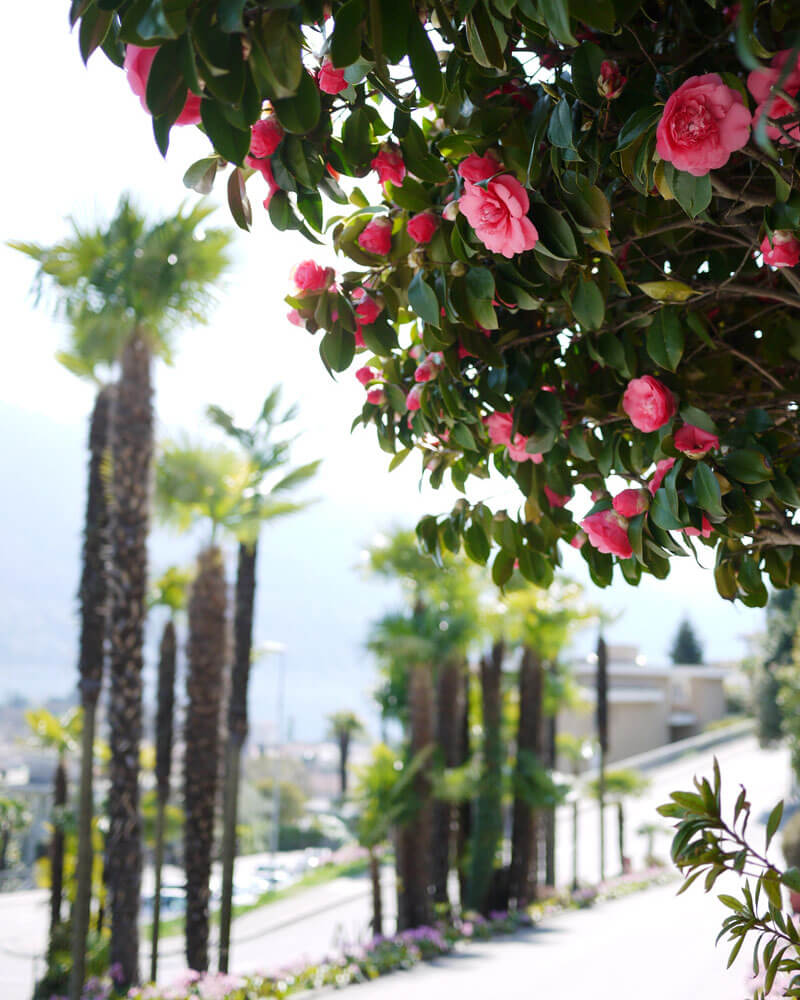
[201, 100, 250, 165]
[679, 406, 718, 435]
[249, 11, 303, 100]
[638, 281, 698, 303]
[320, 329, 356, 372]
[342, 107, 373, 167]
[538, 0, 577, 45]
[491, 547, 515, 587]
[408, 272, 441, 327]
[226, 167, 252, 232]
[464, 522, 491, 564]
[774, 471, 800, 508]
[218, 0, 248, 32]
[693, 463, 725, 519]
[646, 309, 685, 371]
[530, 204, 578, 259]
[650, 490, 685, 530]
[782, 867, 800, 892]
[400, 122, 449, 184]
[561, 175, 611, 229]
[723, 449, 774, 484]
[183, 157, 220, 195]
[766, 800, 783, 850]
[663, 164, 712, 219]
[616, 106, 660, 150]
[571, 42, 604, 106]
[465, 266, 495, 301]
[466, 3, 505, 70]
[407, 15, 443, 102]
[79, 6, 113, 63]
[547, 98, 575, 150]
[273, 71, 322, 135]
[331, 0, 364, 68]
[571, 277, 604, 330]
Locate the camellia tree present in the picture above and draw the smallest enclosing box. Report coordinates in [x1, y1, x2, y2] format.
[72, 0, 800, 611]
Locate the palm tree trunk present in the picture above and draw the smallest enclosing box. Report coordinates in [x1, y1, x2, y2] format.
[49, 755, 68, 953]
[369, 848, 383, 938]
[107, 335, 153, 988]
[509, 647, 543, 908]
[456, 666, 471, 910]
[396, 662, 434, 930]
[337, 732, 351, 798]
[431, 658, 463, 908]
[617, 801, 626, 873]
[185, 545, 227, 973]
[219, 540, 257, 973]
[468, 641, 504, 914]
[150, 618, 177, 983]
[70, 386, 112, 1000]
[544, 711, 557, 888]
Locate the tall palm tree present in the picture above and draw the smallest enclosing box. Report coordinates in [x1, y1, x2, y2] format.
[26, 708, 81, 959]
[326, 712, 365, 799]
[156, 441, 256, 972]
[204, 390, 319, 973]
[147, 566, 190, 982]
[367, 531, 480, 915]
[13, 198, 231, 989]
[508, 645, 543, 908]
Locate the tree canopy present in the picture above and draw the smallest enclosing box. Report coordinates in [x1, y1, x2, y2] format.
[668, 617, 704, 664]
[72, 2, 800, 605]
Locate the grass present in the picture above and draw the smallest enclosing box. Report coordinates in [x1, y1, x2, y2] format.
[145, 855, 370, 940]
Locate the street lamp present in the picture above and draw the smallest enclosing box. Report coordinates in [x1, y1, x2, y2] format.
[254, 641, 287, 859]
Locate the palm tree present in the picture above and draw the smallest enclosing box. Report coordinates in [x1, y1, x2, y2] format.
[0, 798, 30, 871]
[156, 441, 256, 972]
[500, 580, 591, 906]
[147, 565, 190, 982]
[367, 531, 480, 915]
[204, 390, 319, 973]
[327, 712, 365, 798]
[26, 708, 81, 959]
[13, 198, 231, 989]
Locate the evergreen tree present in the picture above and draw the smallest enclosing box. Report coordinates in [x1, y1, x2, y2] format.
[669, 619, 704, 665]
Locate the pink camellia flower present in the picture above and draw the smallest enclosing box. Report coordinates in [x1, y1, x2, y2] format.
[544, 485, 570, 508]
[317, 59, 348, 94]
[406, 384, 424, 411]
[409, 344, 424, 361]
[371, 146, 406, 187]
[407, 212, 438, 245]
[748, 50, 800, 145]
[622, 375, 676, 433]
[597, 60, 626, 100]
[612, 488, 650, 518]
[655, 74, 751, 176]
[356, 366, 379, 386]
[287, 309, 304, 327]
[683, 515, 713, 538]
[358, 217, 393, 256]
[246, 155, 279, 207]
[415, 359, 439, 383]
[124, 44, 202, 125]
[458, 151, 502, 183]
[354, 293, 382, 324]
[760, 231, 800, 269]
[674, 424, 720, 458]
[570, 531, 587, 549]
[459, 176, 539, 259]
[581, 509, 633, 559]
[367, 388, 386, 405]
[291, 260, 334, 294]
[354, 327, 365, 349]
[486, 411, 543, 464]
[250, 115, 283, 157]
[648, 458, 676, 496]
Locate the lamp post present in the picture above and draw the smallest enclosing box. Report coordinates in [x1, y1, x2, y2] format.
[571, 740, 595, 891]
[596, 634, 608, 882]
[268, 642, 287, 859]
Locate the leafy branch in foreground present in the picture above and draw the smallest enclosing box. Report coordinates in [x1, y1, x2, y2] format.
[659, 763, 800, 998]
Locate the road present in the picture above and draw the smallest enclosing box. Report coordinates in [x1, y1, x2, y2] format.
[0, 734, 789, 999]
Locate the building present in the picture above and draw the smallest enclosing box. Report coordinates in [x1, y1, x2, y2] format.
[558, 643, 733, 765]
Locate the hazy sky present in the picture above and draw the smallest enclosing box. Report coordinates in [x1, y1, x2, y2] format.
[0, 3, 764, 738]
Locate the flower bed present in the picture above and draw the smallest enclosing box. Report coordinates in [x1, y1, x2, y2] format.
[67, 869, 674, 1000]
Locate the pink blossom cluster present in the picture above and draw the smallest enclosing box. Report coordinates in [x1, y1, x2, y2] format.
[748, 49, 800, 145]
[123, 45, 202, 125]
[245, 113, 284, 209]
[485, 411, 543, 463]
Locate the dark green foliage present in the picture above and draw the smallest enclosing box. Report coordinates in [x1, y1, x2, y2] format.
[669, 619, 704, 665]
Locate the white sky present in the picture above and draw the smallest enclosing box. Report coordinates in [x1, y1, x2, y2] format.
[0, 4, 764, 735]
